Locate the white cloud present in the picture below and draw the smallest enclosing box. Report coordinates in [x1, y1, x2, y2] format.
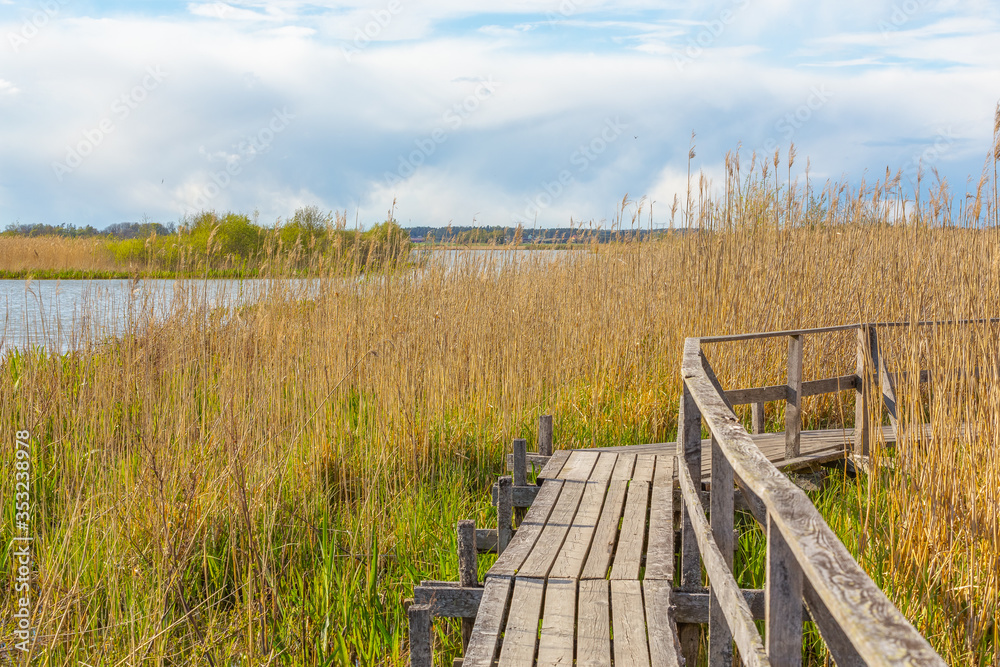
[0, 79, 19, 95]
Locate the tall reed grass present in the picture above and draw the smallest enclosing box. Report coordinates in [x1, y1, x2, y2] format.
[2, 134, 1000, 664]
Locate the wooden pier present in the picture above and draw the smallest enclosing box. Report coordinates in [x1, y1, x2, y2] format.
[407, 322, 968, 666]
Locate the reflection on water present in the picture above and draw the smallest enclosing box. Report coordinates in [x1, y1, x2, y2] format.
[1, 249, 576, 354]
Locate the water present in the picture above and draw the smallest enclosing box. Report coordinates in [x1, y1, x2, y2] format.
[1, 249, 576, 355]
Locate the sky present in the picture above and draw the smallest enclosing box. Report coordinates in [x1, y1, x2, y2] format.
[1, 0, 999, 230]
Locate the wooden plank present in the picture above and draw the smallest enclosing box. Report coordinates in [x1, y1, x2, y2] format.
[558, 449, 600, 481]
[726, 374, 859, 406]
[539, 414, 553, 457]
[588, 451, 618, 481]
[631, 454, 656, 482]
[681, 338, 947, 666]
[672, 588, 765, 623]
[677, 370, 702, 589]
[766, 513, 803, 665]
[512, 439, 528, 488]
[463, 576, 514, 667]
[855, 326, 876, 457]
[538, 449, 570, 482]
[752, 401, 765, 433]
[580, 479, 629, 579]
[577, 579, 612, 667]
[490, 480, 563, 578]
[413, 584, 482, 617]
[611, 579, 651, 667]
[878, 348, 899, 430]
[535, 578, 576, 667]
[457, 520, 478, 649]
[802, 579, 864, 667]
[709, 436, 734, 666]
[644, 580, 683, 667]
[549, 476, 611, 580]
[491, 483, 539, 508]
[497, 476, 512, 553]
[610, 480, 650, 580]
[518, 480, 588, 579]
[409, 604, 433, 667]
[476, 528, 498, 553]
[497, 577, 545, 667]
[507, 452, 552, 472]
[676, 451, 770, 667]
[611, 452, 637, 480]
[698, 323, 859, 343]
[785, 334, 803, 460]
[643, 455, 674, 580]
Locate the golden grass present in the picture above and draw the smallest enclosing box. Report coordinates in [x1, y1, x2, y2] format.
[0, 236, 118, 272]
[0, 147, 999, 664]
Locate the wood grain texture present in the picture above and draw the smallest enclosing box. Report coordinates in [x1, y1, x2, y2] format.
[611, 579, 651, 667]
[413, 584, 483, 617]
[408, 604, 433, 667]
[709, 436, 734, 667]
[581, 479, 629, 579]
[497, 577, 545, 667]
[518, 480, 588, 579]
[611, 452, 637, 480]
[539, 414, 554, 457]
[684, 338, 947, 666]
[463, 577, 513, 667]
[676, 450, 770, 667]
[577, 579, 612, 667]
[643, 455, 674, 580]
[785, 334, 803, 460]
[549, 477, 611, 580]
[631, 454, 656, 483]
[677, 371, 703, 589]
[726, 374, 859, 406]
[512, 439, 528, 488]
[538, 449, 571, 482]
[766, 513, 803, 666]
[457, 519, 479, 649]
[490, 480, 563, 578]
[610, 480, 650, 580]
[558, 449, 600, 481]
[752, 401, 765, 434]
[644, 580, 683, 667]
[588, 451, 619, 481]
[536, 578, 576, 667]
[497, 476, 513, 554]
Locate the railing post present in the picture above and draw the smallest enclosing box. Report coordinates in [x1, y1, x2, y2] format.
[709, 435, 734, 665]
[752, 401, 765, 434]
[677, 380, 703, 666]
[854, 326, 878, 457]
[409, 604, 433, 667]
[497, 476, 512, 553]
[512, 439, 527, 524]
[457, 520, 478, 651]
[538, 415, 553, 457]
[785, 334, 803, 459]
[766, 514, 803, 665]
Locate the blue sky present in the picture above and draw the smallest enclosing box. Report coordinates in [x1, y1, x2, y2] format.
[1, 0, 998, 229]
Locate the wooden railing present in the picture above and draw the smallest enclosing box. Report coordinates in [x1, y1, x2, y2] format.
[678, 322, 962, 665]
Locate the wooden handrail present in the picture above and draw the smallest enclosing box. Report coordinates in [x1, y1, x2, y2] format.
[679, 336, 946, 665]
[698, 316, 1000, 343]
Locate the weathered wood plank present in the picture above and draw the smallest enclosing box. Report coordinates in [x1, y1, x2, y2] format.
[643, 455, 674, 580]
[676, 451, 770, 667]
[497, 476, 512, 554]
[752, 401, 765, 433]
[677, 370, 703, 589]
[496, 577, 545, 667]
[489, 480, 563, 578]
[611, 579, 651, 667]
[709, 436, 734, 666]
[512, 439, 528, 488]
[785, 334, 803, 460]
[536, 578, 576, 667]
[413, 584, 483, 617]
[766, 512, 803, 665]
[611, 452, 637, 480]
[610, 480, 650, 580]
[491, 483, 539, 508]
[631, 453, 656, 483]
[463, 576, 514, 667]
[538, 449, 570, 482]
[644, 580, 683, 667]
[409, 604, 433, 667]
[457, 520, 478, 649]
[476, 528, 498, 553]
[539, 414, 554, 457]
[589, 451, 619, 481]
[549, 476, 611, 580]
[698, 323, 859, 343]
[580, 479, 629, 579]
[802, 579, 864, 667]
[855, 326, 876, 456]
[558, 449, 600, 481]
[577, 579, 612, 667]
[725, 374, 859, 406]
[506, 452, 552, 472]
[518, 480, 588, 579]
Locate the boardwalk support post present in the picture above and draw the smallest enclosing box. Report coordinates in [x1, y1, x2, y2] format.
[497, 476, 513, 554]
[752, 401, 765, 434]
[538, 415, 553, 457]
[709, 435, 734, 665]
[766, 514, 803, 665]
[677, 377, 703, 665]
[457, 520, 478, 651]
[512, 439, 528, 524]
[785, 334, 803, 459]
[408, 604, 432, 667]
